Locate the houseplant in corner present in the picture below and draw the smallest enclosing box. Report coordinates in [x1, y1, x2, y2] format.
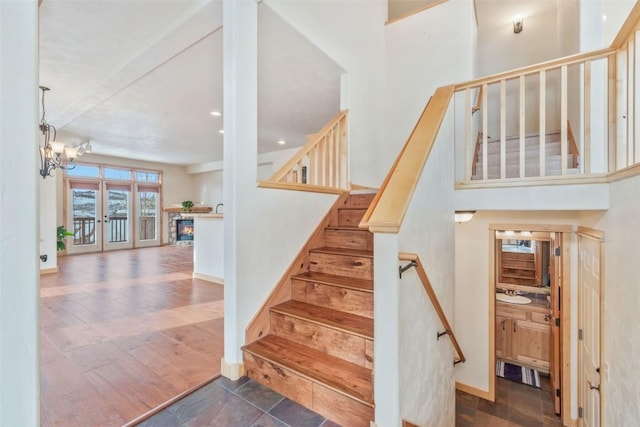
[181, 200, 194, 212]
[57, 225, 73, 251]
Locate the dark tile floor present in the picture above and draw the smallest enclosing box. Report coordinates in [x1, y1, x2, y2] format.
[138, 376, 340, 427]
[456, 375, 563, 427]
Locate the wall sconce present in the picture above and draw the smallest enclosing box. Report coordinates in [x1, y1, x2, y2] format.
[513, 17, 523, 34]
[455, 211, 476, 223]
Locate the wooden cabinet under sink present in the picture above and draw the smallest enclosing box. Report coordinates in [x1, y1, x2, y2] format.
[496, 302, 551, 373]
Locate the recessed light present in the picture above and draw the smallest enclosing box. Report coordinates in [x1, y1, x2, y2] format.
[210, 111, 222, 117]
[602, 15, 607, 22]
[277, 139, 286, 145]
[218, 129, 224, 134]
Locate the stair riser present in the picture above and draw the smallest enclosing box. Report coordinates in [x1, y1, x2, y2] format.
[271, 312, 373, 367]
[245, 353, 373, 427]
[348, 193, 375, 208]
[292, 279, 373, 318]
[309, 252, 373, 280]
[325, 229, 373, 251]
[338, 209, 367, 227]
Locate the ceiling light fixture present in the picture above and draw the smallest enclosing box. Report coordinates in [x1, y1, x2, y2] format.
[454, 211, 476, 223]
[277, 139, 286, 145]
[210, 111, 222, 117]
[218, 129, 224, 134]
[513, 16, 523, 34]
[39, 86, 84, 178]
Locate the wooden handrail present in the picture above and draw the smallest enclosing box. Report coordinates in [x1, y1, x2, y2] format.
[263, 110, 349, 191]
[364, 86, 454, 233]
[399, 252, 465, 364]
[611, 1, 640, 48]
[455, 48, 614, 91]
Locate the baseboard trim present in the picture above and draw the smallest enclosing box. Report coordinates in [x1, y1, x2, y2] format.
[220, 358, 244, 380]
[192, 272, 224, 284]
[456, 382, 490, 400]
[40, 267, 59, 275]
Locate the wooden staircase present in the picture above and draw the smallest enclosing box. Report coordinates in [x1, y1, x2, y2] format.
[242, 192, 375, 427]
[472, 131, 578, 180]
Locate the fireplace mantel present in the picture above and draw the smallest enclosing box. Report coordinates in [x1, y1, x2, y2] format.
[163, 206, 212, 213]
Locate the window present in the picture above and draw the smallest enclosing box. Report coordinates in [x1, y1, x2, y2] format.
[135, 171, 160, 182]
[66, 164, 100, 178]
[104, 167, 132, 181]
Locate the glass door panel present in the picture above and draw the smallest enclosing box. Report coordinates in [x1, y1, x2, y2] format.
[103, 185, 132, 251]
[67, 182, 101, 254]
[135, 186, 160, 247]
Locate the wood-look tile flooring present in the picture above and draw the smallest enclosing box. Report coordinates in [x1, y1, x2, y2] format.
[456, 376, 563, 427]
[139, 376, 340, 427]
[40, 246, 224, 427]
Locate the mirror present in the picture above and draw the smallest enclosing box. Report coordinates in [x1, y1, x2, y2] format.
[496, 231, 551, 292]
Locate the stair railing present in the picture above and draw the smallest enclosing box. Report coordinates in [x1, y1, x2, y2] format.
[398, 252, 465, 365]
[258, 110, 349, 194]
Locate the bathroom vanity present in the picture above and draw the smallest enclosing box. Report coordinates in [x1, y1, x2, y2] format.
[496, 295, 551, 373]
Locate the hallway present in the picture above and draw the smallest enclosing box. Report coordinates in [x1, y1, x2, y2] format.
[40, 246, 224, 426]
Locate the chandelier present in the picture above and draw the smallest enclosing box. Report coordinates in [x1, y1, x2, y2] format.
[38, 86, 89, 178]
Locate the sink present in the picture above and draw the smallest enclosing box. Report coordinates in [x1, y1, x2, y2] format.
[496, 293, 532, 304]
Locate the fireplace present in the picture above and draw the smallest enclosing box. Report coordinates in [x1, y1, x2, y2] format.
[176, 219, 194, 242]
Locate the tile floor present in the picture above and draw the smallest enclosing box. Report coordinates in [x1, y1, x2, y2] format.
[456, 375, 563, 427]
[139, 376, 340, 427]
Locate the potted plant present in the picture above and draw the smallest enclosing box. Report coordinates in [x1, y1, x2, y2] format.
[181, 200, 194, 212]
[57, 225, 73, 251]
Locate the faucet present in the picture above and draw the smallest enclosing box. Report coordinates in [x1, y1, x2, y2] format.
[215, 203, 224, 214]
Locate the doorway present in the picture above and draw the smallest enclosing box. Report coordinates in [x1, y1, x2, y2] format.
[577, 227, 604, 427]
[489, 223, 572, 426]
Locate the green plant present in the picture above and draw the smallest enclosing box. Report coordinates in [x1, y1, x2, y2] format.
[181, 200, 194, 212]
[57, 226, 73, 251]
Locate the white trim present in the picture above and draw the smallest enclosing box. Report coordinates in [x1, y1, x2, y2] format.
[192, 272, 224, 284]
[220, 358, 244, 381]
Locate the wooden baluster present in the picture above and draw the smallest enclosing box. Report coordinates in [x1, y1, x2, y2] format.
[310, 146, 317, 185]
[628, 38, 635, 168]
[608, 53, 617, 172]
[340, 116, 348, 189]
[321, 136, 328, 186]
[617, 48, 628, 169]
[465, 88, 472, 181]
[584, 60, 592, 174]
[539, 70, 546, 177]
[482, 83, 488, 180]
[296, 159, 302, 183]
[561, 65, 568, 175]
[519, 75, 525, 178]
[634, 30, 640, 164]
[330, 127, 336, 188]
[500, 80, 506, 180]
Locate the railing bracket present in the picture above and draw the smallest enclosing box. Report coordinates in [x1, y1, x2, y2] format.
[454, 359, 464, 366]
[399, 260, 417, 278]
[437, 330, 451, 340]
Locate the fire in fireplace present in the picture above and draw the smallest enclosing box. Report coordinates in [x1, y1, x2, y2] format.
[176, 219, 194, 241]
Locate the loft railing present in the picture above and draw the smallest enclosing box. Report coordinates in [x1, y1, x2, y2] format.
[258, 110, 349, 194]
[363, 2, 640, 233]
[399, 252, 465, 365]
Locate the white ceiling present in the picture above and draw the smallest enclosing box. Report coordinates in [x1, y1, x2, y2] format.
[39, 0, 343, 166]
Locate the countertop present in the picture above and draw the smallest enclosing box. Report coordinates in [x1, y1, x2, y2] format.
[496, 293, 550, 314]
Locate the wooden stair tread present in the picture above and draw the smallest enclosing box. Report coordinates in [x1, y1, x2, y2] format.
[326, 226, 370, 231]
[243, 335, 374, 406]
[272, 300, 373, 339]
[310, 246, 373, 258]
[291, 271, 373, 293]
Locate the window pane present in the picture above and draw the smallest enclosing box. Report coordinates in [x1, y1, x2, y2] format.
[66, 164, 100, 178]
[135, 171, 160, 182]
[71, 188, 97, 245]
[104, 167, 131, 180]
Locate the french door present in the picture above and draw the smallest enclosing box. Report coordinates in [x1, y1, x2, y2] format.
[67, 181, 134, 253]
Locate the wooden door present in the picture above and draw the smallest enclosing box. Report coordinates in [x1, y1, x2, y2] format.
[511, 319, 550, 371]
[496, 315, 509, 359]
[549, 232, 562, 414]
[578, 231, 603, 427]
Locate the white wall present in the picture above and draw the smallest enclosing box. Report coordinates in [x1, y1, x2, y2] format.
[265, 0, 386, 188]
[454, 210, 581, 417]
[39, 175, 58, 271]
[192, 170, 223, 207]
[193, 216, 223, 281]
[0, 1, 40, 425]
[221, 1, 338, 371]
[578, 174, 640, 426]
